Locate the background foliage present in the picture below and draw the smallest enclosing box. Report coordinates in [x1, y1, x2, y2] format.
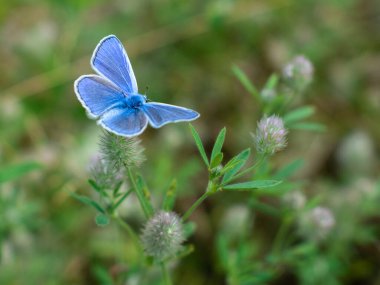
[1, 0, 379, 284]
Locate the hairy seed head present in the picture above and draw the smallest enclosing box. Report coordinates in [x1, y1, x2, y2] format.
[141, 211, 185, 261]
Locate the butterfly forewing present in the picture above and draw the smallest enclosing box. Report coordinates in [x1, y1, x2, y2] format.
[75, 75, 125, 118]
[91, 35, 138, 94]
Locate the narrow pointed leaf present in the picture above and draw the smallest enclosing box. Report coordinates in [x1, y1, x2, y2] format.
[71, 193, 105, 213]
[273, 159, 304, 180]
[284, 106, 315, 125]
[88, 179, 102, 192]
[0, 161, 41, 184]
[232, 65, 260, 99]
[162, 179, 178, 211]
[135, 174, 154, 216]
[264, 74, 279, 90]
[112, 180, 123, 196]
[112, 190, 132, 211]
[249, 199, 280, 216]
[210, 152, 224, 169]
[210, 127, 226, 165]
[223, 180, 282, 191]
[290, 122, 326, 132]
[175, 244, 195, 259]
[189, 124, 209, 166]
[222, 148, 251, 183]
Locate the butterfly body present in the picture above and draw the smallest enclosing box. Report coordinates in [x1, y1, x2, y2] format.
[74, 35, 199, 137]
[125, 94, 147, 109]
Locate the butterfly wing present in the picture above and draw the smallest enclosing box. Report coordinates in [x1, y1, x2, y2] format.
[74, 75, 125, 118]
[99, 107, 148, 137]
[141, 102, 200, 128]
[91, 35, 138, 94]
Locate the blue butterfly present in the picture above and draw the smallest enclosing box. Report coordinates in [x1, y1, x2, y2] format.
[74, 35, 200, 137]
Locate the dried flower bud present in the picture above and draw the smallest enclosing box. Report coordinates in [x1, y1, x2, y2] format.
[141, 211, 185, 261]
[99, 131, 145, 171]
[310, 207, 335, 231]
[283, 190, 306, 210]
[253, 115, 288, 155]
[336, 130, 376, 178]
[89, 156, 123, 190]
[220, 204, 251, 239]
[300, 206, 335, 240]
[283, 55, 314, 90]
[260, 88, 277, 102]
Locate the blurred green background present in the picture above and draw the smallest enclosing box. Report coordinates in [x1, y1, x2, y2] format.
[1, 0, 379, 284]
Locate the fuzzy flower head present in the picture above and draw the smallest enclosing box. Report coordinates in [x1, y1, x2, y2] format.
[283, 55, 314, 90]
[141, 211, 185, 261]
[253, 115, 288, 155]
[99, 131, 145, 171]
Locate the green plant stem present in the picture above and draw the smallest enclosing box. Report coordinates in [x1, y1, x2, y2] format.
[114, 215, 142, 252]
[182, 192, 210, 222]
[160, 262, 172, 285]
[272, 215, 292, 255]
[126, 167, 151, 219]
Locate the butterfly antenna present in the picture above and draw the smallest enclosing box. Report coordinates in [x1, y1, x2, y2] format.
[144, 86, 152, 102]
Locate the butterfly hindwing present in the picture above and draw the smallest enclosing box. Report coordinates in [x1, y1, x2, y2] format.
[99, 107, 148, 137]
[142, 102, 200, 128]
[91, 35, 138, 94]
[74, 75, 125, 118]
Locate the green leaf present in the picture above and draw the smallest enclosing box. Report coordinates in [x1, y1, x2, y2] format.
[112, 181, 123, 196]
[223, 180, 282, 191]
[183, 221, 197, 238]
[162, 179, 177, 211]
[210, 152, 224, 169]
[175, 244, 195, 259]
[0, 161, 41, 184]
[92, 264, 114, 284]
[135, 174, 154, 216]
[216, 235, 229, 270]
[305, 195, 323, 210]
[112, 190, 131, 211]
[232, 65, 260, 99]
[95, 214, 110, 227]
[210, 127, 226, 166]
[189, 124, 209, 166]
[249, 199, 280, 216]
[88, 179, 101, 192]
[221, 148, 251, 183]
[71, 193, 105, 213]
[256, 181, 303, 196]
[290, 122, 326, 132]
[273, 159, 304, 180]
[264, 74, 279, 90]
[287, 243, 316, 257]
[284, 106, 315, 125]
